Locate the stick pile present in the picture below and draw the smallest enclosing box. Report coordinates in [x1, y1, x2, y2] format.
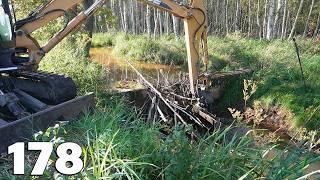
[125, 60, 221, 130]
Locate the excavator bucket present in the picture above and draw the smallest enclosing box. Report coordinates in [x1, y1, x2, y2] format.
[0, 93, 95, 154]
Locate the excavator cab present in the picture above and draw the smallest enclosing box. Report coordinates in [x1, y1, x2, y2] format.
[0, 0, 18, 70]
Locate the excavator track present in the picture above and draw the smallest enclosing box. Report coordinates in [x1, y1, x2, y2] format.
[0, 71, 95, 154]
[3, 70, 77, 104]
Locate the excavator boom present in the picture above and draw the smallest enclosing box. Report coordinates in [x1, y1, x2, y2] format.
[138, 0, 209, 95]
[15, 0, 105, 67]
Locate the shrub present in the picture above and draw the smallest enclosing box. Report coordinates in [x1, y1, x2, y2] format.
[92, 33, 115, 47]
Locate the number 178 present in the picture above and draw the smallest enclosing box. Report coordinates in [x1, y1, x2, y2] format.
[8, 142, 83, 176]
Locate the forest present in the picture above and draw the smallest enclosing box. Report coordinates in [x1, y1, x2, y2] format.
[0, 0, 319, 179]
[94, 0, 320, 40]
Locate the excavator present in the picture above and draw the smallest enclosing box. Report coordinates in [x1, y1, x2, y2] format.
[0, 0, 220, 153]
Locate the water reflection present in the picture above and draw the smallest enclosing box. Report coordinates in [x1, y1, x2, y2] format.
[90, 48, 180, 90]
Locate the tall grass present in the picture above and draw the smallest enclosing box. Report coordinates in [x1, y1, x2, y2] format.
[206, 35, 320, 129]
[93, 32, 186, 65]
[15, 102, 318, 179]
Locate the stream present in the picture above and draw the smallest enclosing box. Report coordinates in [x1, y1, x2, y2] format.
[90, 48, 180, 90]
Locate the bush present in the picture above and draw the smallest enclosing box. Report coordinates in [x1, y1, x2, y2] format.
[93, 33, 186, 65]
[92, 33, 115, 47]
[39, 33, 107, 96]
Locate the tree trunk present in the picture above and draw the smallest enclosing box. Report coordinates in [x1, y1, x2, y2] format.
[285, 10, 290, 38]
[159, 10, 163, 36]
[146, 5, 152, 37]
[123, 1, 128, 34]
[266, 0, 276, 40]
[273, 0, 283, 39]
[165, 12, 170, 35]
[130, 0, 136, 34]
[235, 0, 241, 32]
[119, 0, 124, 31]
[303, 0, 315, 37]
[248, 0, 252, 36]
[154, 8, 159, 37]
[288, 0, 304, 39]
[225, 0, 229, 35]
[281, 0, 287, 39]
[314, 12, 320, 39]
[84, 0, 94, 57]
[172, 15, 179, 40]
[262, 0, 268, 38]
[256, 0, 262, 39]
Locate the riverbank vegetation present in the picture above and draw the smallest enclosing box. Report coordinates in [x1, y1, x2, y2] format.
[93, 32, 320, 130]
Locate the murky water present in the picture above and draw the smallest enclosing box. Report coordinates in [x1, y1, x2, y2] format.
[90, 48, 180, 90]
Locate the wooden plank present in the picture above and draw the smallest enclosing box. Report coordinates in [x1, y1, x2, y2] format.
[0, 93, 95, 154]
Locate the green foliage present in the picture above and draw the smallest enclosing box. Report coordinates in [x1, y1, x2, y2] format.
[206, 36, 320, 129]
[92, 33, 115, 47]
[13, 0, 48, 20]
[39, 33, 107, 97]
[95, 8, 118, 30]
[93, 33, 186, 65]
[266, 149, 320, 179]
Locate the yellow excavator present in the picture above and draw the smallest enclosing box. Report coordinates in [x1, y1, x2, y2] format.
[0, 0, 210, 153]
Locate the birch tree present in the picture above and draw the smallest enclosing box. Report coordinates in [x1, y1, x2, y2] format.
[303, 0, 315, 37]
[266, 0, 276, 40]
[288, 0, 305, 39]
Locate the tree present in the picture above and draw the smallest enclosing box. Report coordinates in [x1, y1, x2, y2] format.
[288, 0, 305, 39]
[146, 5, 152, 37]
[273, 0, 283, 38]
[314, 12, 320, 38]
[303, 0, 315, 37]
[235, 0, 241, 32]
[281, 0, 287, 39]
[262, 0, 268, 38]
[256, 0, 262, 39]
[172, 15, 179, 40]
[78, 0, 320, 40]
[84, 0, 94, 57]
[266, 0, 276, 40]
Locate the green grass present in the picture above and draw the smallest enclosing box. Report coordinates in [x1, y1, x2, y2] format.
[93, 32, 186, 65]
[206, 35, 320, 129]
[92, 33, 114, 47]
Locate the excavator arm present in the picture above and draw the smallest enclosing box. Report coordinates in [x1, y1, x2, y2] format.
[137, 0, 209, 95]
[14, 0, 104, 68]
[15, 0, 83, 34]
